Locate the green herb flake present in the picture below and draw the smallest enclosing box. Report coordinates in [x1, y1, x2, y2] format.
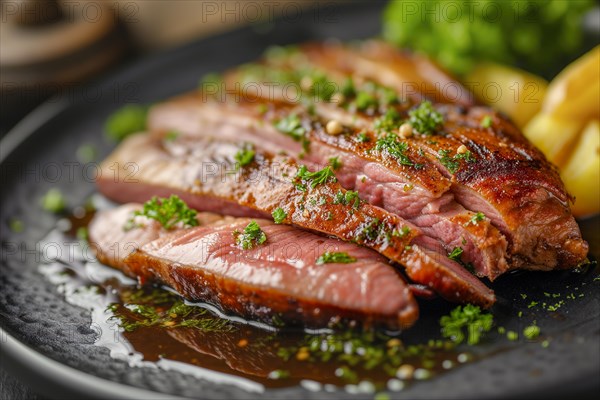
[294, 165, 337, 190]
[354, 91, 378, 111]
[274, 114, 306, 142]
[392, 226, 411, 238]
[374, 108, 403, 133]
[76, 144, 97, 163]
[110, 288, 236, 333]
[9, 218, 24, 233]
[408, 101, 443, 135]
[272, 207, 287, 224]
[76, 227, 88, 241]
[455, 150, 476, 163]
[480, 116, 493, 128]
[528, 301, 539, 309]
[164, 130, 180, 142]
[268, 369, 290, 380]
[465, 212, 486, 226]
[41, 188, 66, 213]
[333, 190, 361, 209]
[126, 195, 198, 230]
[438, 150, 460, 173]
[523, 325, 540, 340]
[356, 132, 371, 143]
[328, 156, 342, 170]
[438, 149, 476, 174]
[105, 105, 147, 142]
[506, 331, 519, 341]
[234, 144, 255, 168]
[340, 77, 356, 98]
[374, 393, 391, 400]
[440, 304, 493, 345]
[376, 134, 413, 166]
[234, 220, 267, 250]
[448, 247, 464, 262]
[335, 366, 358, 382]
[316, 252, 357, 265]
[306, 72, 337, 102]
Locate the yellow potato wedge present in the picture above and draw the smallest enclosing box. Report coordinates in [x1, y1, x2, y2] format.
[523, 113, 584, 167]
[465, 62, 548, 128]
[560, 120, 600, 217]
[543, 46, 600, 120]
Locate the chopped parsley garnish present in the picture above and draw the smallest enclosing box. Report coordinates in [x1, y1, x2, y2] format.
[274, 114, 305, 141]
[306, 73, 337, 102]
[448, 247, 464, 262]
[272, 207, 287, 224]
[268, 370, 290, 380]
[356, 132, 371, 143]
[408, 101, 443, 135]
[9, 218, 24, 233]
[76, 227, 88, 241]
[340, 77, 356, 98]
[233, 220, 267, 250]
[316, 252, 357, 265]
[333, 190, 361, 209]
[355, 91, 378, 111]
[378, 86, 399, 106]
[41, 188, 66, 213]
[356, 218, 395, 244]
[438, 149, 460, 173]
[328, 156, 342, 170]
[105, 105, 147, 142]
[76, 144, 97, 163]
[392, 226, 411, 238]
[126, 195, 198, 230]
[438, 149, 476, 174]
[480, 115, 493, 128]
[273, 114, 310, 152]
[109, 287, 235, 333]
[440, 304, 493, 345]
[376, 134, 413, 166]
[455, 150, 476, 163]
[528, 301, 539, 309]
[523, 325, 540, 340]
[374, 108, 403, 133]
[465, 212, 486, 226]
[294, 165, 337, 190]
[234, 144, 255, 168]
[164, 130, 180, 142]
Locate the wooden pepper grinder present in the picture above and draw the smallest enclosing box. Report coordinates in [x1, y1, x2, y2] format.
[1, 0, 130, 130]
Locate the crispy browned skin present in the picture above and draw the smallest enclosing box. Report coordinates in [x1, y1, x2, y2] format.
[196, 40, 587, 272]
[97, 134, 495, 307]
[89, 205, 419, 329]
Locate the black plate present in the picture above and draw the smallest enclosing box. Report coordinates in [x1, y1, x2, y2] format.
[1, 2, 599, 399]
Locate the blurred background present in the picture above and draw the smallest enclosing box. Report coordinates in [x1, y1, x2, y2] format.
[1, 1, 598, 398]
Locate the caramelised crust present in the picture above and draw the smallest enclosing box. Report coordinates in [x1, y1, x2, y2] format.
[149, 95, 511, 279]
[97, 133, 495, 307]
[186, 39, 587, 272]
[89, 205, 419, 329]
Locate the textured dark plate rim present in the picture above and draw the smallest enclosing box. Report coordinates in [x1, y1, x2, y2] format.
[1, 2, 599, 399]
[0, 329, 182, 400]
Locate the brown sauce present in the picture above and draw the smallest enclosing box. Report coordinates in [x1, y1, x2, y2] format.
[36, 204, 505, 395]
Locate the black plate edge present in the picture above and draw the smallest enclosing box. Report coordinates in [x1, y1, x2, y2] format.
[0, 328, 183, 400]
